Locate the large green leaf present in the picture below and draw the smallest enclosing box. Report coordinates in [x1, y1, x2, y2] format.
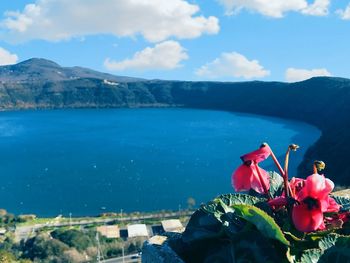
[231, 230, 290, 263]
[184, 194, 267, 244]
[182, 210, 225, 244]
[295, 234, 350, 262]
[318, 235, 350, 262]
[201, 193, 267, 223]
[232, 204, 290, 246]
[216, 193, 266, 206]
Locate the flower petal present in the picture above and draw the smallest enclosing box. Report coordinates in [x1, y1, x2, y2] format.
[305, 173, 326, 199]
[231, 164, 270, 194]
[250, 165, 270, 194]
[320, 196, 340, 213]
[292, 203, 324, 232]
[232, 164, 253, 192]
[240, 145, 271, 164]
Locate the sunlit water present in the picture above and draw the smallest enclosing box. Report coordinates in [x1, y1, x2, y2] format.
[0, 108, 320, 217]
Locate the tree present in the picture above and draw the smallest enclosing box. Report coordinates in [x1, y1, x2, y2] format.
[187, 197, 196, 209]
[22, 234, 69, 261]
[51, 229, 94, 252]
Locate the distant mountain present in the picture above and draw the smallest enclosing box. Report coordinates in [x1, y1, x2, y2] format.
[0, 58, 350, 185]
[0, 58, 143, 83]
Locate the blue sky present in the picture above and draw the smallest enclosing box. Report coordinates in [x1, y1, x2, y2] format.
[0, 0, 349, 82]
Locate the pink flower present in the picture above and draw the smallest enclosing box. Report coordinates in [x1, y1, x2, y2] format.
[292, 173, 340, 232]
[240, 144, 271, 163]
[232, 145, 271, 194]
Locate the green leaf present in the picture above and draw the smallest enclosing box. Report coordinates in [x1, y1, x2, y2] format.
[318, 233, 339, 250]
[318, 235, 350, 262]
[182, 209, 225, 244]
[201, 193, 267, 222]
[232, 204, 290, 246]
[306, 229, 339, 241]
[183, 195, 250, 244]
[216, 193, 266, 206]
[269, 171, 284, 198]
[231, 231, 290, 263]
[299, 248, 323, 263]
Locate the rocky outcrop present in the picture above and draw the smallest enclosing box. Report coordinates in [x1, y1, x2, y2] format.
[142, 234, 184, 263]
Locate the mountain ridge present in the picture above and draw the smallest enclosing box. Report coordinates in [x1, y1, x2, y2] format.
[0, 58, 144, 83]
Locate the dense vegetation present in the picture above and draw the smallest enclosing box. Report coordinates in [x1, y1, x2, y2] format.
[0, 227, 144, 262]
[1, 59, 350, 185]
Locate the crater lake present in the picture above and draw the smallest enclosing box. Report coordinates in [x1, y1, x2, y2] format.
[0, 108, 320, 217]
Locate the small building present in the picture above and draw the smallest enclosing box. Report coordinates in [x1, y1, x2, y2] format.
[127, 224, 149, 238]
[161, 219, 184, 233]
[96, 225, 120, 239]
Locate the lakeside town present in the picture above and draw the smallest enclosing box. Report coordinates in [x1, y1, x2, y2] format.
[0, 208, 194, 262]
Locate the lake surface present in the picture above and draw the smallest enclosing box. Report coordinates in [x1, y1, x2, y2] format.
[0, 108, 320, 217]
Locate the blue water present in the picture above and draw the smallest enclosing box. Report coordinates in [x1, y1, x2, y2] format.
[0, 108, 320, 217]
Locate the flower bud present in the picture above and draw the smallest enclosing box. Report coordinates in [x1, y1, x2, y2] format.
[289, 144, 299, 151]
[314, 160, 326, 172]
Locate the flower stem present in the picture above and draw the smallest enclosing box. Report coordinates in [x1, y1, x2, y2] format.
[255, 164, 272, 200]
[284, 144, 299, 198]
[268, 147, 285, 177]
[267, 143, 297, 198]
[284, 148, 291, 197]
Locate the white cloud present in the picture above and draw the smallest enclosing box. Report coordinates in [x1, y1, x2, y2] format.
[336, 3, 350, 20]
[216, 0, 330, 18]
[0, 0, 219, 43]
[195, 52, 270, 79]
[285, 68, 331, 82]
[302, 0, 330, 16]
[104, 41, 188, 71]
[0, 47, 18, 65]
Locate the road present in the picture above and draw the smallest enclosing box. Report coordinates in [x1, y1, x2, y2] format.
[101, 253, 141, 263]
[14, 210, 193, 241]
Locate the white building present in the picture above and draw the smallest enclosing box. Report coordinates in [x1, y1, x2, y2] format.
[127, 224, 149, 238]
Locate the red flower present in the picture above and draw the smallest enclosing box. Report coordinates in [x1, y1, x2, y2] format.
[292, 173, 340, 232]
[232, 145, 271, 194]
